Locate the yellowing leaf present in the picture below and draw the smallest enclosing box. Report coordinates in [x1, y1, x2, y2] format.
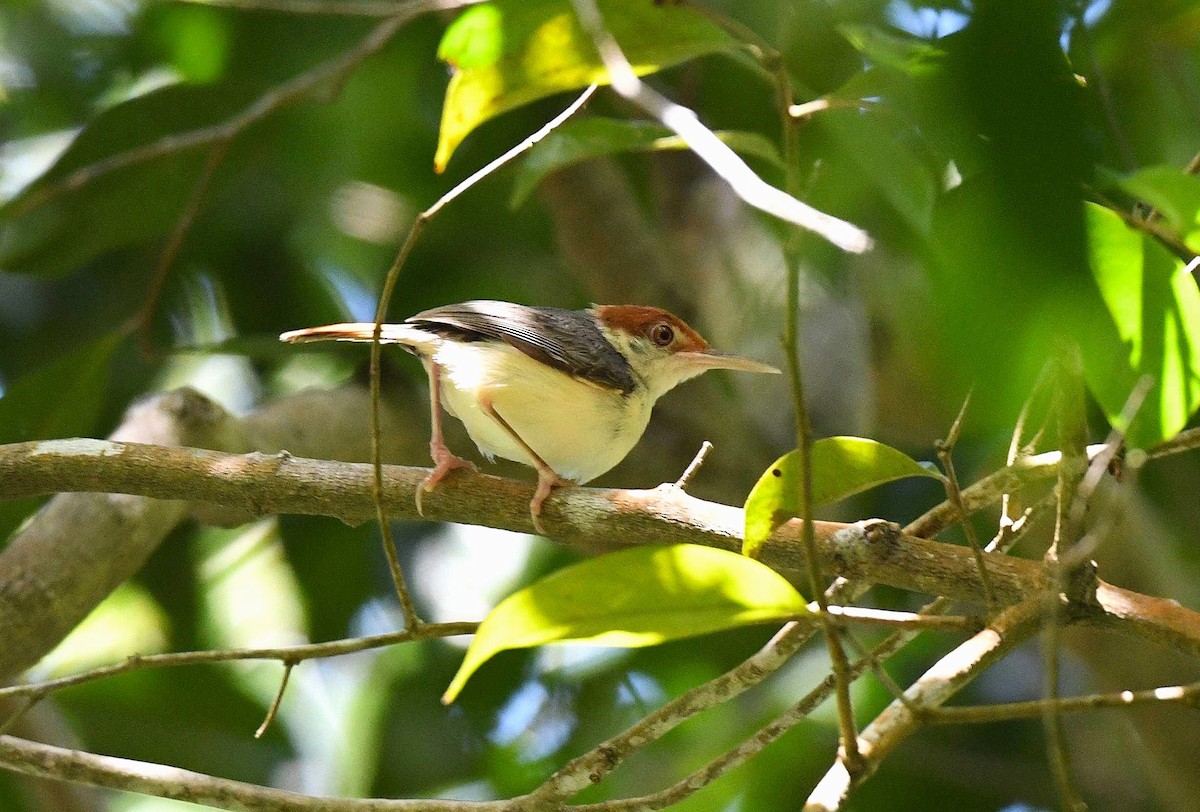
[743, 437, 941, 559]
[434, 0, 734, 171]
[442, 544, 806, 703]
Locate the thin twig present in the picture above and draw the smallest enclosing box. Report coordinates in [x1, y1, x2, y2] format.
[1088, 187, 1196, 260]
[133, 138, 232, 358]
[0, 622, 478, 701]
[0, 697, 41, 737]
[1146, 425, 1200, 459]
[1002, 361, 1055, 529]
[567, 0, 871, 253]
[527, 494, 1057, 810]
[716, 0, 871, 770]
[906, 443, 1108, 540]
[803, 598, 1044, 811]
[519, 618, 820, 807]
[577, 528, 1054, 812]
[788, 98, 876, 119]
[0, 735, 511, 811]
[935, 392, 999, 614]
[254, 661, 294, 739]
[1043, 345, 1089, 812]
[672, 440, 714, 491]
[11, 0, 483, 218]
[1065, 376, 1152, 542]
[927, 680, 1200, 725]
[781, 154, 864, 777]
[839, 630, 921, 713]
[821, 605, 981, 633]
[366, 84, 597, 627]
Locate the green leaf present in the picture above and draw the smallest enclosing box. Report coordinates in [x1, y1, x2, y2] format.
[743, 437, 941, 559]
[0, 83, 253, 277]
[0, 332, 124, 543]
[510, 117, 783, 207]
[1082, 202, 1200, 448]
[442, 544, 807, 703]
[434, 0, 735, 172]
[837, 24, 948, 76]
[1116, 165, 1200, 253]
[0, 332, 124, 445]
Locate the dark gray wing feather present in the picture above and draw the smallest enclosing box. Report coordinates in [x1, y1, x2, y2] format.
[407, 300, 637, 393]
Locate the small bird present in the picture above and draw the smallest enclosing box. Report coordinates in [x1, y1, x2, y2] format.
[281, 300, 778, 532]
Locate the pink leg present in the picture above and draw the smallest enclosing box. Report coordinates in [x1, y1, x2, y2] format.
[416, 361, 476, 516]
[480, 398, 573, 535]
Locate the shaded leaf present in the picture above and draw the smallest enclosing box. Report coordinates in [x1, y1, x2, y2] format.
[838, 24, 949, 76]
[0, 83, 254, 277]
[0, 332, 124, 445]
[510, 117, 783, 207]
[1116, 165, 1200, 252]
[435, 0, 734, 172]
[442, 544, 806, 703]
[743, 437, 941, 558]
[0, 332, 124, 543]
[1082, 202, 1200, 448]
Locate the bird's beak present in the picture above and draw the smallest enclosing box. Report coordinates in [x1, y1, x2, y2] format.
[674, 350, 780, 374]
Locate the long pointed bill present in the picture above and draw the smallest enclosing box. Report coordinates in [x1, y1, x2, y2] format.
[674, 350, 780, 374]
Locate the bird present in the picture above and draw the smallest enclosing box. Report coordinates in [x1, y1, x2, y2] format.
[281, 300, 779, 533]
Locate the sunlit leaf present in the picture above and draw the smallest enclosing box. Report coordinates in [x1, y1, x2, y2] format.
[1116, 165, 1200, 253]
[1082, 202, 1200, 448]
[434, 0, 734, 172]
[510, 117, 783, 206]
[442, 544, 807, 703]
[743, 437, 941, 559]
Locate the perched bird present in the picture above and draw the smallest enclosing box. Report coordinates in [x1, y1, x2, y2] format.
[281, 300, 778, 532]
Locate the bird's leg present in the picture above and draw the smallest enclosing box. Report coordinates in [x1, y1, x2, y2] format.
[416, 361, 476, 516]
[479, 398, 573, 534]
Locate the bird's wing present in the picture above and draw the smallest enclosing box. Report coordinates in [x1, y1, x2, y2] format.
[407, 301, 637, 393]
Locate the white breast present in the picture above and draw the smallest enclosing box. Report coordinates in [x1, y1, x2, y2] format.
[427, 339, 652, 483]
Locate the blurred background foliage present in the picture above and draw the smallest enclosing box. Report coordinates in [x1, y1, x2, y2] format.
[2, 0, 1200, 810]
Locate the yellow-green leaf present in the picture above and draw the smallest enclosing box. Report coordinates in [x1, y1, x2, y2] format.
[434, 0, 734, 172]
[743, 437, 941, 559]
[442, 544, 806, 703]
[1082, 202, 1200, 447]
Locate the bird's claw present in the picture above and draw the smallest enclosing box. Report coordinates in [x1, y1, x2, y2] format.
[416, 448, 476, 516]
[529, 471, 574, 535]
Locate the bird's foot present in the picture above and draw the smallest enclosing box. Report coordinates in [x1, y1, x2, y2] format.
[416, 444, 477, 516]
[529, 469, 574, 535]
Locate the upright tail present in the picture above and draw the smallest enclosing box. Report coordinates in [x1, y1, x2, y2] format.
[280, 322, 428, 346]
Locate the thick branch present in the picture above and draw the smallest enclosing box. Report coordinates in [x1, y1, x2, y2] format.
[0, 387, 422, 681]
[3, 439, 1199, 661]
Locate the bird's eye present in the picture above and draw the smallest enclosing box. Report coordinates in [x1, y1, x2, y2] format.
[650, 323, 675, 347]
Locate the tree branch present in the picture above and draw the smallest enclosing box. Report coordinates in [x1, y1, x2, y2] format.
[0, 735, 509, 811]
[803, 599, 1044, 811]
[11, 0, 484, 217]
[3, 437, 1199, 660]
[0, 387, 424, 681]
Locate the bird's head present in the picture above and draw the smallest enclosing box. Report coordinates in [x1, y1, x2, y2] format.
[593, 305, 779, 399]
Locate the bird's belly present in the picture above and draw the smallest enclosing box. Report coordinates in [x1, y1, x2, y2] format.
[431, 343, 651, 483]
